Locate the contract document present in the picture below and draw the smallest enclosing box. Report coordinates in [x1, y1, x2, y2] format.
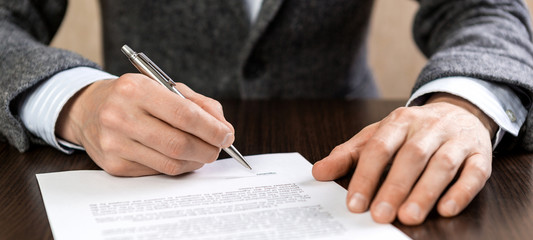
[36, 152, 410, 240]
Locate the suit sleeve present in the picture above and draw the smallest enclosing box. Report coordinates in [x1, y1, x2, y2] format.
[413, 0, 533, 150]
[0, 0, 100, 152]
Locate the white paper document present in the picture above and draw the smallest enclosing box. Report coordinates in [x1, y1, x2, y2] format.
[36, 153, 410, 240]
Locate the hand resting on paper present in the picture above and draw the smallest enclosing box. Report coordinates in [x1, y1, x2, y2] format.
[55, 73, 235, 176]
[312, 93, 498, 225]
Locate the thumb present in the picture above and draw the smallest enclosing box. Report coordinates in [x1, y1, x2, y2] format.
[312, 123, 379, 181]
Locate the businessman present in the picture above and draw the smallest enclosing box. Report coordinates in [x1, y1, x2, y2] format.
[1, 0, 533, 226]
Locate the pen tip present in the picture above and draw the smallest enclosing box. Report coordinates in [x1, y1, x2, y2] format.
[241, 159, 252, 170]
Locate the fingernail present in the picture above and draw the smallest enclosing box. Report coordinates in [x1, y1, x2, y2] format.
[374, 202, 394, 219]
[348, 193, 368, 212]
[221, 132, 234, 147]
[404, 202, 422, 221]
[443, 200, 458, 215]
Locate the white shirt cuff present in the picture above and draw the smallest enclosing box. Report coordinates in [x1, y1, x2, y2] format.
[18, 67, 118, 153]
[407, 77, 527, 149]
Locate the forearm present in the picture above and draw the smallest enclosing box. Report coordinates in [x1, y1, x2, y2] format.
[413, 0, 533, 149]
[18, 67, 117, 153]
[0, 1, 100, 151]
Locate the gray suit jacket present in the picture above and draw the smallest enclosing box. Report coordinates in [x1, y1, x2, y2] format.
[1, 0, 533, 152]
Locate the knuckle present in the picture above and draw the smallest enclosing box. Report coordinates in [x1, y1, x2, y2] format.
[471, 157, 492, 180]
[189, 162, 205, 171]
[421, 189, 440, 202]
[436, 152, 461, 173]
[165, 135, 187, 159]
[404, 142, 429, 161]
[173, 103, 197, 127]
[351, 174, 377, 193]
[480, 167, 492, 180]
[205, 147, 220, 163]
[103, 160, 129, 176]
[367, 137, 394, 157]
[385, 181, 410, 196]
[98, 103, 121, 128]
[212, 123, 230, 146]
[456, 184, 476, 199]
[209, 99, 223, 112]
[99, 134, 120, 154]
[161, 159, 184, 176]
[389, 106, 438, 127]
[332, 144, 347, 153]
[175, 82, 188, 90]
[114, 75, 140, 96]
[332, 143, 358, 160]
[142, 131, 159, 146]
[389, 107, 412, 120]
[203, 98, 224, 114]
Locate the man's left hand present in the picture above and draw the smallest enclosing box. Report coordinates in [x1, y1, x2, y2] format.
[312, 93, 498, 225]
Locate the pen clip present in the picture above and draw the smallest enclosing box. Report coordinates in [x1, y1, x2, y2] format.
[137, 53, 177, 87]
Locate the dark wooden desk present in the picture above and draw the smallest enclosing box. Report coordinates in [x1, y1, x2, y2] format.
[1, 100, 532, 239]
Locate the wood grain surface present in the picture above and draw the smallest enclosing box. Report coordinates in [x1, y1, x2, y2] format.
[1, 100, 532, 239]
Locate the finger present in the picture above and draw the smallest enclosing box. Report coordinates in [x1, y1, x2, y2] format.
[396, 140, 468, 225]
[312, 145, 358, 181]
[83, 139, 159, 177]
[436, 153, 491, 217]
[175, 83, 228, 124]
[194, 96, 234, 134]
[370, 126, 445, 223]
[81, 130, 160, 177]
[140, 83, 234, 148]
[106, 137, 205, 176]
[101, 157, 160, 177]
[346, 118, 409, 213]
[312, 123, 378, 181]
[127, 112, 221, 163]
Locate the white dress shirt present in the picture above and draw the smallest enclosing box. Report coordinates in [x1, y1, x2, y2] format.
[18, 0, 527, 153]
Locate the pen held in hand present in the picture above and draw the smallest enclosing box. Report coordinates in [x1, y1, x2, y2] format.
[121, 44, 252, 170]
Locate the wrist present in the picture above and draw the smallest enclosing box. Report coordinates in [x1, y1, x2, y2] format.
[55, 80, 105, 145]
[55, 88, 85, 145]
[426, 92, 498, 138]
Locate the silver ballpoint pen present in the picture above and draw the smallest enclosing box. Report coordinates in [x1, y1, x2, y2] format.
[121, 44, 252, 170]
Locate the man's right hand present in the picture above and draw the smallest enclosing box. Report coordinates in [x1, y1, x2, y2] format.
[55, 73, 235, 176]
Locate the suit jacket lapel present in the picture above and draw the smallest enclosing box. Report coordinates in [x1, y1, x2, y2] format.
[238, 0, 284, 68]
